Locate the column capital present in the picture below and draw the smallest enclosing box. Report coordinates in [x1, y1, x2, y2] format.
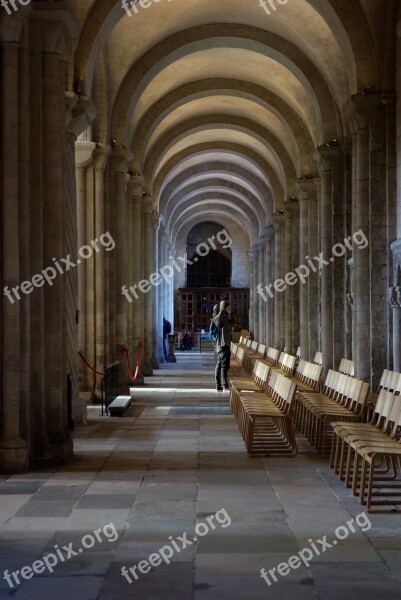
[263, 225, 275, 240]
[109, 147, 133, 173]
[284, 198, 299, 214]
[0, 7, 30, 44]
[296, 177, 317, 199]
[317, 143, 343, 160]
[151, 213, 163, 231]
[389, 287, 401, 309]
[273, 211, 284, 231]
[31, 1, 78, 56]
[75, 141, 97, 169]
[351, 92, 382, 115]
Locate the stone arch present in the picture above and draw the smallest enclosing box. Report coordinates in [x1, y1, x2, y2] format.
[153, 143, 286, 210]
[130, 79, 315, 172]
[160, 166, 272, 219]
[142, 114, 298, 194]
[110, 26, 342, 144]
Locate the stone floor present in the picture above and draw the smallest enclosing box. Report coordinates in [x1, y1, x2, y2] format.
[1, 352, 401, 599]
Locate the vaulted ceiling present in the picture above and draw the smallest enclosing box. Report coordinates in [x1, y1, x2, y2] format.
[71, 0, 392, 246]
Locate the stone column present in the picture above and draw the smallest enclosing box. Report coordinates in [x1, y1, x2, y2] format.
[257, 237, 266, 343]
[142, 194, 154, 375]
[128, 176, 145, 383]
[252, 245, 259, 340]
[317, 145, 344, 374]
[158, 225, 166, 363]
[351, 94, 383, 385]
[248, 251, 255, 336]
[151, 213, 162, 369]
[109, 150, 131, 384]
[297, 178, 321, 361]
[389, 283, 401, 371]
[167, 241, 176, 328]
[75, 142, 95, 391]
[93, 147, 111, 383]
[273, 212, 285, 349]
[297, 181, 310, 360]
[0, 19, 28, 471]
[283, 199, 299, 354]
[264, 226, 274, 348]
[38, 8, 77, 463]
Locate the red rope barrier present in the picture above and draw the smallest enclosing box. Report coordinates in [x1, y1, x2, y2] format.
[118, 344, 142, 382]
[78, 351, 104, 376]
[78, 342, 142, 382]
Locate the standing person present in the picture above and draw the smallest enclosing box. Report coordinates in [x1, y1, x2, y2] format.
[163, 317, 171, 360]
[211, 300, 233, 392]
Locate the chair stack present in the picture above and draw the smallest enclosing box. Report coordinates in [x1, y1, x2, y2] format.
[230, 366, 298, 457]
[365, 370, 400, 420]
[294, 370, 369, 454]
[269, 352, 297, 376]
[242, 342, 266, 373]
[330, 379, 401, 512]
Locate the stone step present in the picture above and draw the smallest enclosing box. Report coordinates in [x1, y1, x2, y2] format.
[108, 395, 132, 417]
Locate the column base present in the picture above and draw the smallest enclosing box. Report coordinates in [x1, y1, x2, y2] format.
[73, 395, 87, 426]
[0, 439, 28, 473]
[142, 365, 153, 376]
[151, 356, 160, 369]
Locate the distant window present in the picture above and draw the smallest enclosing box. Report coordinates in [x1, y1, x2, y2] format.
[187, 251, 231, 288]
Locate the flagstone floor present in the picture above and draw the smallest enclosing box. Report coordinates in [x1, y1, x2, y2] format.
[1, 352, 401, 599]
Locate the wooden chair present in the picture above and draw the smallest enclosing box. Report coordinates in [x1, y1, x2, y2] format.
[239, 373, 298, 457]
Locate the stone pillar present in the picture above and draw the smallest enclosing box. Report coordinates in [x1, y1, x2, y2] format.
[127, 177, 145, 383]
[109, 150, 131, 383]
[390, 283, 401, 371]
[158, 226, 166, 363]
[93, 147, 111, 382]
[168, 242, 176, 329]
[273, 212, 285, 349]
[317, 145, 344, 374]
[0, 18, 28, 471]
[248, 251, 255, 336]
[257, 237, 266, 343]
[251, 245, 259, 340]
[297, 181, 310, 360]
[351, 94, 384, 385]
[283, 199, 299, 354]
[264, 226, 274, 348]
[39, 11, 77, 463]
[75, 142, 95, 391]
[151, 213, 162, 369]
[142, 194, 154, 375]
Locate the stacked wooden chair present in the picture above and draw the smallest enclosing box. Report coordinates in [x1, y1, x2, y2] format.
[329, 377, 401, 512]
[294, 370, 369, 454]
[230, 366, 298, 457]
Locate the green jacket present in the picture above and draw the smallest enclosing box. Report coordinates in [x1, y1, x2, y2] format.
[212, 309, 233, 353]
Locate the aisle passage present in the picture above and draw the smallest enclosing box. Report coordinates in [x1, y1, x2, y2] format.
[1, 353, 401, 599]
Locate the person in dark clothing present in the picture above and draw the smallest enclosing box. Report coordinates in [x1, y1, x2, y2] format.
[163, 317, 171, 360]
[211, 300, 233, 391]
